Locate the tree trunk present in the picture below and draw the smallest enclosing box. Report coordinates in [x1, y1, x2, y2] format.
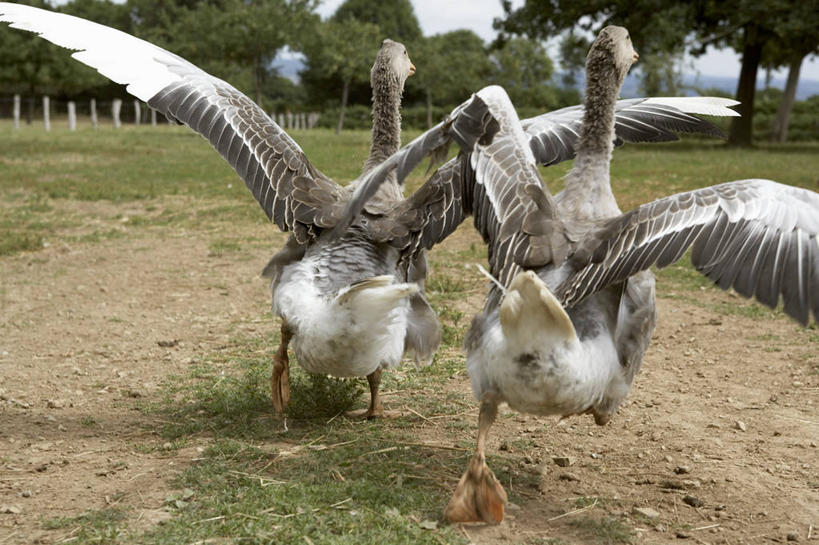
[426, 88, 433, 129]
[772, 55, 803, 143]
[728, 30, 763, 147]
[336, 77, 350, 135]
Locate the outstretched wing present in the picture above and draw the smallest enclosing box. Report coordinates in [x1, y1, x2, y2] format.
[371, 86, 567, 291]
[0, 3, 342, 243]
[523, 97, 739, 167]
[328, 92, 499, 240]
[559, 179, 819, 325]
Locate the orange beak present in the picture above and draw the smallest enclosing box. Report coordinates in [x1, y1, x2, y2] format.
[633, 50, 639, 62]
[409, 62, 416, 76]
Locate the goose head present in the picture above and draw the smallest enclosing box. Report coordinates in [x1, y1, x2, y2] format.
[371, 38, 416, 91]
[587, 26, 639, 81]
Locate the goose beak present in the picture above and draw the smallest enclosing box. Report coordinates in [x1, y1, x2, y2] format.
[633, 50, 639, 62]
[409, 62, 416, 76]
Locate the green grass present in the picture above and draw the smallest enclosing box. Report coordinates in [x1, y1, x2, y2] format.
[2, 126, 818, 543]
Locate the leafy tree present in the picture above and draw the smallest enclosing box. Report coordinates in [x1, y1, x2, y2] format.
[304, 19, 381, 132]
[300, 0, 423, 110]
[413, 30, 491, 127]
[490, 37, 558, 110]
[496, 0, 819, 146]
[128, 0, 318, 110]
[758, 3, 819, 141]
[332, 0, 422, 44]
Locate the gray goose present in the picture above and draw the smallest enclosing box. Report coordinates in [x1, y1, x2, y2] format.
[439, 26, 819, 524]
[0, 4, 501, 418]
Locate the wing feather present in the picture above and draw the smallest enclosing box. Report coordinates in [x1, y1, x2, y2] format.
[522, 96, 739, 167]
[559, 179, 819, 325]
[0, 3, 344, 236]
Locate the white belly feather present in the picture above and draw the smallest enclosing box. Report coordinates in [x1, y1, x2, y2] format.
[273, 259, 416, 377]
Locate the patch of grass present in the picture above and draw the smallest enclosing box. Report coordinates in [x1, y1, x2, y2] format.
[568, 516, 632, 544]
[427, 272, 466, 295]
[0, 231, 42, 255]
[43, 507, 128, 541]
[140, 435, 468, 545]
[80, 416, 97, 427]
[207, 238, 243, 256]
[287, 370, 365, 420]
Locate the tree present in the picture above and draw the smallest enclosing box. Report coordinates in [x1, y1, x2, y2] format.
[128, 0, 318, 110]
[305, 19, 381, 132]
[414, 30, 491, 127]
[496, 0, 819, 146]
[760, 3, 819, 142]
[333, 0, 422, 44]
[490, 37, 558, 109]
[300, 0, 423, 110]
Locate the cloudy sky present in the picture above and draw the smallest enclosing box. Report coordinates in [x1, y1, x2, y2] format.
[316, 0, 819, 82]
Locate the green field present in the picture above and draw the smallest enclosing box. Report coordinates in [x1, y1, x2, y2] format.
[1, 123, 818, 544]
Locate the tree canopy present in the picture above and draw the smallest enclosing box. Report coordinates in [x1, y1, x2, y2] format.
[496, 0, 819, 145]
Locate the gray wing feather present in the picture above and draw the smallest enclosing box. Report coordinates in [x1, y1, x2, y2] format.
[328, 91, 499, 240]
[559, 179, 819, 325]
[522, 98, 733, 167]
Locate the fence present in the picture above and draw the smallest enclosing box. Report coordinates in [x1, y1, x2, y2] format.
[0, 95, 320, 131]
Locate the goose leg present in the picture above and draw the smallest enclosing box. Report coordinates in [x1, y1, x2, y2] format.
[271, 320, 292, 413]
[345, 368, 389, 419]
[445, 399, 507, 525]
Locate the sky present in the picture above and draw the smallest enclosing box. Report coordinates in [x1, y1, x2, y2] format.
[315, 0, 819, 82]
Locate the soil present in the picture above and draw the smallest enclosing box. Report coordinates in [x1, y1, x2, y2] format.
[0, 216, 816, 545]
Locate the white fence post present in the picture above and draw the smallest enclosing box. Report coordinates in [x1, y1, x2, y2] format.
[151, 108, 157, 126]
[112, 98, 122, 128]
[286, 111, 292, 129]
[67, 101, 76, 131]
[13, 94, 20, 130]
[277, 113, 284, 127]
[134, 100, 141, 126]
[300, 113, 306, 130]
[90, 98, 98, 129]
[42, 96, 50, 132]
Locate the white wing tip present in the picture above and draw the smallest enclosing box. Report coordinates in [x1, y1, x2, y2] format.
[644, 96, 741, 117]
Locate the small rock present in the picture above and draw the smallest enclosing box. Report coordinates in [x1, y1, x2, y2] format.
[499, 441, 510, 451]
[46, 399, 63, 409]
[552, 456, 574, 467]
[683, 495, 704, 508]
[157, 339, 179, 348]
[735, 420, 747, 432]
[714, 505, 726, 511]
[682, 479, 702, 489]
[633, 507, 660, 519]
[20, 491, 31, 498]
[0, 505, 22, 514]
[558, 472, 580, 482]
[786, 531, 799, 541]
[418, 520, 437, 530]
[664, 455, 673, 463]
[676, 530, 691, 539]
[674, 465, 691, 475]
[523, 455, 534, 464]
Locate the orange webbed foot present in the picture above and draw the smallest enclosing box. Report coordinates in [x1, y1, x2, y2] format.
[445, 452, 508, 525]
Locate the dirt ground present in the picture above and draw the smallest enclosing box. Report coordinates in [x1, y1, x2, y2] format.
[0, 209, 817, 544]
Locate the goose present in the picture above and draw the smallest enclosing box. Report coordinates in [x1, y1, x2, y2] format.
[437, 26, 819, 524]
[0, 3, 503, 418]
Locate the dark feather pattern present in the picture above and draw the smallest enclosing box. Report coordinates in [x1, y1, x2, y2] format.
[558, 179, 819, 325]
[522, 97, 735, 167]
